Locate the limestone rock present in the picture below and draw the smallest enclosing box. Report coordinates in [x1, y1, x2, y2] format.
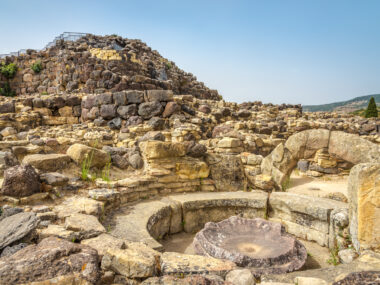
[140, 141, 186, 159]
[348, 163, 380, 252]
[206, 153, 245, 192]
[23, 154, 71, 171]
[142, 275, 228, 284]
[218, 137, 242, 148]
[54, 196, 104, 218]
[338, 248, 358, 264]
[88, 188, 120, 202]
[65, 213, 106, 240]
[160, 252, 236, 277]
[226, 269, 255, 285]
[0, 164, 41, 197]
[101, 244, 161, 278]
[0, 212, 39, 250]
[21, 274, 92, 285]
[81, 233, 126, 257]
[40, 172, 69, 186]
[38, 224, 77, 241]
[146, 90, 173, 102]
[67, 143, 110, 168]
[0, 237, 100, 284]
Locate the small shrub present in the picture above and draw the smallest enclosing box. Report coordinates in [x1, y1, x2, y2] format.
[41, 91, 48, 95]
[0, 62, 18, 79]
[165, 61, 172, 70]
[31, 60, 43, 73]
[101, 161, 111, 182]
[327, 246, 340, 266]
[365, 97, 378, 118]
[0, 82, 16, 97]
[281, 176, 291, 191]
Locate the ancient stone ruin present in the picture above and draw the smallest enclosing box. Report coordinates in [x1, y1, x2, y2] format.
[0, 33, 379, 285]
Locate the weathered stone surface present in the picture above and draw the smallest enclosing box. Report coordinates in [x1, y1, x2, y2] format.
[160, 252, 236, 276]
[348, 163, 380, 252]
[101, 243, 161, 278]
[1, 164, 41, 197]
[194, 217, 306, 276]
[225, 269, 255, 285]
[81, 233, 125, 257]
[206, 153, 245, 192]
[140, 141, 186, 159]
[0, 212, 39, 250]
[0, 206, 23, 222]
[40, 172, 69, 186]
[88, 188, 120, 202]
[0, 243, 28, 258]
[338, 248, 358, 264]
[269, 192, 347, 247]
[67, 143, 110, 168]
[162, 101, 181, 117]
[138, 101, 164, 119]
[65, 213, 106, 240]
[170, 191, 268, 233]
[128, 152, 144, 169]
[0, 237, 100, 284]
[218, 137, 242, 148]
[100, 104, 117, 119]
[175, 159, 209, 179]
[117, 104, 137, 119]
[22, 274, 92, 285]
[38, 224, 77, 241]
[0, 101, 15, 113]
[146, 90, 173, 102]
[142, 275, 228, 284]
[262, 247, 380, 284]
[329, 131, 380, 164]
[110, 200, 171, 250]
[333, 271, 380, 285]
[23, 154, 71, 171]
[54, 196, 104, 219]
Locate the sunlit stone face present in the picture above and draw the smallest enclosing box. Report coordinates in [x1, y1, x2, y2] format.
[193, 216, 307, 276]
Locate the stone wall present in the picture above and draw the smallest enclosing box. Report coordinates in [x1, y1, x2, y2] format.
[348, 163, 380, 253]
[0, 34, 220, 100]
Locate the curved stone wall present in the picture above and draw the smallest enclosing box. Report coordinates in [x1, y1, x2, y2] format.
[261, 129, 380, 189]
[107, 191, 348, 251]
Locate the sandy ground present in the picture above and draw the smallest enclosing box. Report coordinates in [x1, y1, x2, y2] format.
[286, 172, 348, 199]
[161, 232, 333, 270]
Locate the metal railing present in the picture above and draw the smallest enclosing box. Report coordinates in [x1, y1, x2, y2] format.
[0, 32, 88, 59]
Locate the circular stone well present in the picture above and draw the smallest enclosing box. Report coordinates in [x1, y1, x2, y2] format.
[193, 216, 307, 275]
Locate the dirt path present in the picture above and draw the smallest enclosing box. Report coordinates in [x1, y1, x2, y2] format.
[287, 173, 348, 199]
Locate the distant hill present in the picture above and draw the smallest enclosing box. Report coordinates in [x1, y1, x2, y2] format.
[303, 94, 380, 113]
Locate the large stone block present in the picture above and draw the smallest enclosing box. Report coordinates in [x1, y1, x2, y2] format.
[146, 90, 173, 102]
[67, 143, 110, 168]
[175, 159, 210, 179]
[140, 141, 186, 159]
[101, 244, 161, 278]
[206, 153, 245, 192]
[23, 153, 71, 171]
[329, 131, 380, 165]
[348, 163, 380, 252]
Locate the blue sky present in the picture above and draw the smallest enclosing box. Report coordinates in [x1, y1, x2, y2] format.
[1, 0, 380, 105]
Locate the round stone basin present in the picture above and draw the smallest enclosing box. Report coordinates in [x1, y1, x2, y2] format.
[193, 216, 307, 276]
